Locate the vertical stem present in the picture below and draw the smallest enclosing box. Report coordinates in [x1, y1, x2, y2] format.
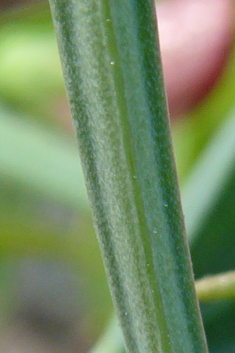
[49, 0, 208, 352]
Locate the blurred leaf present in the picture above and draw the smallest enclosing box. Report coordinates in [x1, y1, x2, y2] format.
[173, 45, 235, 183]
[181, 109, 235, 352]
[0, 105, 88, 209]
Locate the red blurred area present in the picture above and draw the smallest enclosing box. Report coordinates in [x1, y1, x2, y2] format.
[157, 0, 235, 118]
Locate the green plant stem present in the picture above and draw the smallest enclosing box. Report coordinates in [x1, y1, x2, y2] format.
[90, 270, 235, 353]
[91, 108, 235, 353]
[195, 271, 235, 302]
[49, 0, 208, 352]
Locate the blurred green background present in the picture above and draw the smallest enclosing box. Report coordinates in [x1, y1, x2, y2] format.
[1, 1, 235, 352]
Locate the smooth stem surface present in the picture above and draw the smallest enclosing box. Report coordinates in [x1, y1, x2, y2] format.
[196, 271, 235, 302]
[49, 0, 208, 352]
